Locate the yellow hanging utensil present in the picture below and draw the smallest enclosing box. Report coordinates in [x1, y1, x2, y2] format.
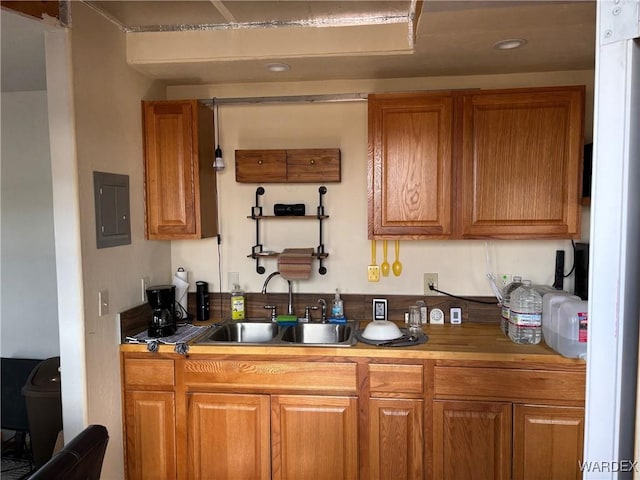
[392, 240, 402, 276]
[381, 241, 390, 277]
[367, 240, 380, 282]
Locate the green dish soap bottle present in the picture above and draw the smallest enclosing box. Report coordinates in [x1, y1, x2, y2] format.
[231, 284, 245, 320]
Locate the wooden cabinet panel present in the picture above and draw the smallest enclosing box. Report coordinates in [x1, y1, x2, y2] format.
[369, 398, 424, 480]
[271, 395, 358, 480]
[513, 404, 584, 480]
[183, 359, 357, 393]
[235, 149, 287, 182]
[124, 390, 176, 480]
[433, 400, 512, 480]
[123, 358, 174, 389]
[368, 93, 453, 238]
[369, 363, 424, 396]
[460, 87, 584, 238]
[187, 393, 270, 480]
[142, 100, 218, 239]
[235, 148, 341, 183]
[434, 366, 585, 404]
[286, 148, 341, 182]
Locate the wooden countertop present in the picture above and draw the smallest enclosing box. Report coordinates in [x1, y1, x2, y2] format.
[120, 321, 586, 366]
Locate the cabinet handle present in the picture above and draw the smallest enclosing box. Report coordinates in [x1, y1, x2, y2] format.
[258, 160, 263, 165]
[310, 159, 315, 165]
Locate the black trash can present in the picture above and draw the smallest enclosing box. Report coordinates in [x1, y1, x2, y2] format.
[22, 356, 62, 468]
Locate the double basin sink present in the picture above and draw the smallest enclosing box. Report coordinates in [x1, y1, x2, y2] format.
[195, 319, 357, 347]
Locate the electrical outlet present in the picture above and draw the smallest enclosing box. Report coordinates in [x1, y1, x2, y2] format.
[141, 277, 150, 302]
[498, 274, 512, 289]
[424, 273, 438, 295]
[368, 265, 380, 282]
[98, 289, 109, 316]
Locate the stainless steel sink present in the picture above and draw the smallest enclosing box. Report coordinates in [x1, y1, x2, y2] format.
[280, 323, 356, 346]
[196, 320, 280, 344]
[195, 320, 357, 347]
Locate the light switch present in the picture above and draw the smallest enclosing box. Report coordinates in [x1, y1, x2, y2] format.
[98, 289, 109, 316]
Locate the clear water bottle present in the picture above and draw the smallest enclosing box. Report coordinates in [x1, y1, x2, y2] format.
[508, 279, 543, 344]
[500, 275, 523, 336]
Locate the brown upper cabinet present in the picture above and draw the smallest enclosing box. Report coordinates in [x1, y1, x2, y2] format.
[142, 100, 218, 240]
[368, 86, 585, 239]
[235, 148, 341, 183]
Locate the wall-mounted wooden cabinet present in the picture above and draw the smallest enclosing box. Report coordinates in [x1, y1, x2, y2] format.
[142, 100, 218, 240]
[236, 148, 341, 183]
[368, 93, 453, 238]
[368, 86, 585, 239]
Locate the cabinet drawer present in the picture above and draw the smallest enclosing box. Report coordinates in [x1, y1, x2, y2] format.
[434, 366, 585, 404]
[183, 360, 357, 393]
[124, 358, 175, 389]
[369, 364, 424, 396]
[286, 148, 341, 182]
[236, 150, 287, 182]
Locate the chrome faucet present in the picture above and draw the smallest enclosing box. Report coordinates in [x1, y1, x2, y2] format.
[261, 271, 294, 316]
[317, 298, 327, 323]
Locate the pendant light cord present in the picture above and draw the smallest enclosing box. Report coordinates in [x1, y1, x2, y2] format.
[216, 102, 220, 148]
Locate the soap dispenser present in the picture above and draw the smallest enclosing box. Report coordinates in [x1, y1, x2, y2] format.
[331, 289, 345, 322]
[231, 284, 245, 320]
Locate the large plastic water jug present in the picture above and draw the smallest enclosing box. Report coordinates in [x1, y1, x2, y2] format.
[542, 292, 580, 350]
[556, 300, 588, 359]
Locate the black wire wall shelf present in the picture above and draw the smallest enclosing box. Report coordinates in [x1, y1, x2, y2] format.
[248, 186, 329, 275]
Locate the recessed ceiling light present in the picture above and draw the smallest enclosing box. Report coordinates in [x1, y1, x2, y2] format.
[493, 38, 528, 50]
[266, 63, 291, 72]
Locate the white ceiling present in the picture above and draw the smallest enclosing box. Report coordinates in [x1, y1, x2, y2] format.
[1, 1, 596, 91]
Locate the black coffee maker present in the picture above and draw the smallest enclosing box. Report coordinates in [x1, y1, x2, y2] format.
[146, 285, 177, 337]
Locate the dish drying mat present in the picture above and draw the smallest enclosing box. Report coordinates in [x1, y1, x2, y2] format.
[125, 324, 211, 354]
[356, 328, 428, 347]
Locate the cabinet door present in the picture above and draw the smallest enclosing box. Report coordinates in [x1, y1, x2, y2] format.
[433, 400, 511, 480]
[368, 93, 453, 238]
[235, 149, 287, 183]
[124, 390, 176, 480]
[187, 392, 271, 480]
[369, 398, 424, 480]
[143, 100, 217, 239]
[286, 148, 341, 182]
[513, 404, 584, 480]
[460, 87, 584, 238]
[271, 395, 358, 480]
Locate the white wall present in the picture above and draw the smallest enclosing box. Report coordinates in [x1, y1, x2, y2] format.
[169, 71, 594, 301]
[68, 4, 169, 477]
[1, 90, 60, 359]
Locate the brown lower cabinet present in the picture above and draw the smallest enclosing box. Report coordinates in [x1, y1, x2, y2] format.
[432, 363, 586, 480]
[433, 400, 512, 480]
[124, 390, 177, 480]
[121, 352, 585, 480]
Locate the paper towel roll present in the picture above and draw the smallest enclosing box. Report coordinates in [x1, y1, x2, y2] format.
[173, 267, 189, 317]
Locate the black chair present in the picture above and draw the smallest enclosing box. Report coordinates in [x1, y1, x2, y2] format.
[29, 425, 109, 480]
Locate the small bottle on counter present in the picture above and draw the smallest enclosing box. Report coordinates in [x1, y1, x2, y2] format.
[500, 275, 523, 336]
[231, 284, 245, 320]
[508, 279, 542, 344]
[331, 289, 344, 320]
